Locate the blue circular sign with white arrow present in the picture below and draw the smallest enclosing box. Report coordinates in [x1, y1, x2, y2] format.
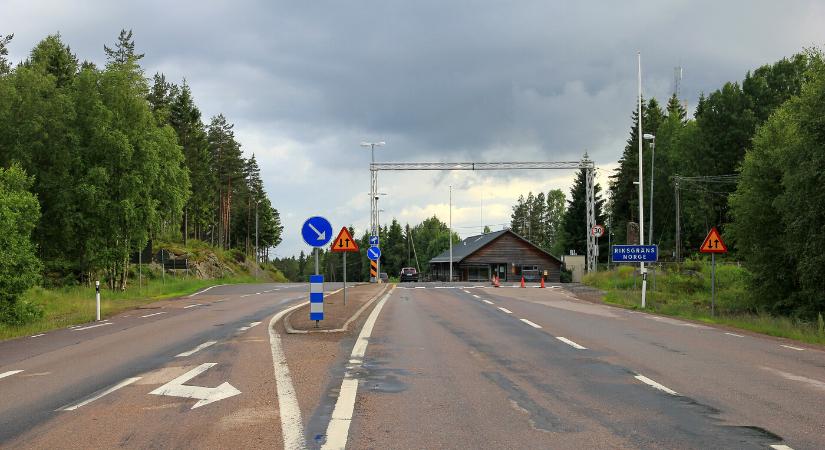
[301, 216, 333, 247]
[367, 246, 381, 261]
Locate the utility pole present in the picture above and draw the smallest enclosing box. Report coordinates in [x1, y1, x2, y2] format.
[449, 185, 453, 282]
[675, 176, 681, 262]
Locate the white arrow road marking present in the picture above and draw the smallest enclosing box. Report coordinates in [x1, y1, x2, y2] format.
[308, 222, 326, 241]
[59, 377, 141, 411]
[0, 370, 24, 380]
[149, 363, 240, 409]
[176, 341, 217, 357]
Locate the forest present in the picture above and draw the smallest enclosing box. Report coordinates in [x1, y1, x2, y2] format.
[0, 31, 282, 323]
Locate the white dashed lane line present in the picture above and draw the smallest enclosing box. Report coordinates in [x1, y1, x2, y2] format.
[497, 307, 513, 314]
[183, 303, 204, 309]
[140, 311, 167, 318]
[73, 322, 112, 331]
[725, 332, 744, 338]
[176, 341, 217, 357]
[482, 300, 494, 305]
[520, 318, 542, 329]
[0, 370, 24, 380]
[30, 333, 45, 338]
[238, 321, 262, 332]
[634, 374, 679, 396]
[556, 337, 587, 350]
[57, 377, 141, 411]
[781, 345, 804, 351]
[472, 294, 481, 299]
[771, 444, 796, 450]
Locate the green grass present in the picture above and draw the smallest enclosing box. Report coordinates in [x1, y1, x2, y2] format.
[584, 261, 825, 346]
[0, 274, 263, 341]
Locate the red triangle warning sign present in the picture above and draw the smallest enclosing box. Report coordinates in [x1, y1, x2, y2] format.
[331, 227, 359, 253]
[699, 227, 728, 253]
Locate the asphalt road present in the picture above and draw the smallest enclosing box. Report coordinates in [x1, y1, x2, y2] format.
[0, 282, 330, 448]
[2, 281, 823, 449]
[344, 283, 824, 449]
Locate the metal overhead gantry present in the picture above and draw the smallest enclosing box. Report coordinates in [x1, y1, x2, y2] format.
[369, 156, 599, 274]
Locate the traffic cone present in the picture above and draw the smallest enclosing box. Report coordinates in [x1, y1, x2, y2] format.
[494, 276, 500, 288]
[520, 276, 526, 288]
[540, 276, 545, 289]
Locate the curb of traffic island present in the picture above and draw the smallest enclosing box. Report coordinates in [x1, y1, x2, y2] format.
[284, 284, 392, 334]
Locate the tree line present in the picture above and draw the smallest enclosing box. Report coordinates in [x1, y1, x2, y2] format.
[0, 30, 282, 301]
[607, 49, 823, 317]
[272, 216, 460, 282]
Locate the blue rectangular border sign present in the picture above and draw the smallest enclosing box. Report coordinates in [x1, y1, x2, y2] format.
[611, 245, 658, 262]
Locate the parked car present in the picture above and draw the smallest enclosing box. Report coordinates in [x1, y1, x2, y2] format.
[379, 272, 389, 283]
[400, 267, 419, 282]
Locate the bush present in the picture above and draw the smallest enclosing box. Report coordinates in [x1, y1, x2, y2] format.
[0, 298, 44, 326]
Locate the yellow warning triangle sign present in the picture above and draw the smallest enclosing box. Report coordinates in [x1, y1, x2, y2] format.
[700, 227, 728, 253]
[331, 227, 359, 252]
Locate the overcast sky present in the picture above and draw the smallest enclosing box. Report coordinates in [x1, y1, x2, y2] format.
[2, 1, 823, 256]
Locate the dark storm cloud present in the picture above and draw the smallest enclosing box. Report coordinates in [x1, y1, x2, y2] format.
[3, 0, 823, 253]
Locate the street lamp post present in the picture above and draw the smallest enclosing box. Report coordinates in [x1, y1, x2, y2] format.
[644, 133, 655, 245]
[637, 52, 648, 309]
[449, 185, 453, 282]
[255, 199, 259, 278]
[361, 141, 385, 283]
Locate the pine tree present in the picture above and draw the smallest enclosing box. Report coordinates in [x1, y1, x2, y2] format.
[562, 168, 606, 258]
[104, 29, 144, 65]
[0, 34, 13, 74]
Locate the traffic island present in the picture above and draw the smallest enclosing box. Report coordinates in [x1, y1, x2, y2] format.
[285, 283, 390, 333]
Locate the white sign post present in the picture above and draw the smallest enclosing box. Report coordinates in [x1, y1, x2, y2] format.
[95, 280, 101, 321]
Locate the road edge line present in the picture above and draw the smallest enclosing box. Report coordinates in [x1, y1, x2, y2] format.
[269, 298, 310, 450]
[322, 286, 395, 450]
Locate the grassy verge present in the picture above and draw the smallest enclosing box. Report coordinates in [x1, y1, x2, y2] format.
[0, 274, 260, 341]
[583, 262, 825, 346]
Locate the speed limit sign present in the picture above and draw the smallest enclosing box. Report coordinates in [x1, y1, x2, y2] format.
[591, 224, 605, 238]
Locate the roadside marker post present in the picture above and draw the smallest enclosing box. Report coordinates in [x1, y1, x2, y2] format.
[699, 227, 728, 316]
[310, 275, 324, 327]
[95, 280, 101, 321]
[331, 227, 360, 306]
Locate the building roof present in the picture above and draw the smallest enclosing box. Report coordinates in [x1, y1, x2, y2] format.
[429, 229, 561, 264]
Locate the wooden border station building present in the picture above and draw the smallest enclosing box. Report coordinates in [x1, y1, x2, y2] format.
[429, 229, 563, 282]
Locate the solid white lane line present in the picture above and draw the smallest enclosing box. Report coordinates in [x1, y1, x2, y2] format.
[472, 294, 481, 299]
[634, 374, 679, 396]
[183, 303, 204, 309]
[269, 298, 311, 450]
[176, 341, 217, 357]
[482, 300, 494, 305]
[725, 332, 744, 337]
[58, 377, 141, 411]
[556, 337, 587, 350]
[0, 370, 24, 380]
[498, 307, 513, 314]
[30, 333, 45, 338]
[781, 345, 804, 351]
[73, 322, 112, 331]
[520, 319, 542, 329]
[140, 311, 167, 318]
[323, 288, 395, 450]
[187, 284, 226, 297]
[770, 444, 795, 450]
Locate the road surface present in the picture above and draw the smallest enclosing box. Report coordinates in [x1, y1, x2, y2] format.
[1, 281, 823, 449]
